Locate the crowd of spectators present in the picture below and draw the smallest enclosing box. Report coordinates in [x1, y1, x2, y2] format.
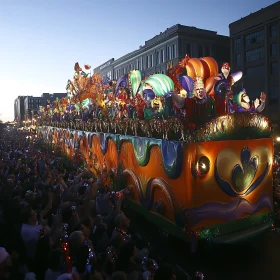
[0, 128, 179, 280]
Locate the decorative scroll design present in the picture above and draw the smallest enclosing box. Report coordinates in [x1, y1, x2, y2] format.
[123, 168, 176, 216]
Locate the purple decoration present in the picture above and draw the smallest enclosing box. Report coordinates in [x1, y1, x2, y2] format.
[138, 178, 173, 210]
[115, 75, 128, 96]
[164, 92, 173, 99]
[102, 76, 111, 86]
[215, 146, 269, 197]
[179, 75, 194, 93]
[178, 193, 272, 227]
[67, 104, 75, 111]
[143, 89, 155, 100]
[214, 79, 231, 97]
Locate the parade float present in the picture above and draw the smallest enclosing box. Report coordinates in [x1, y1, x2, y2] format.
[37, 56, 275, 251]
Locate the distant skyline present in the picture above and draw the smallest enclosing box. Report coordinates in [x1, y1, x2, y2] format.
[0, 0, 278, 122]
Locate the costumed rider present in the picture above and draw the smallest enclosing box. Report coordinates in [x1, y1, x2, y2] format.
[172, 76, 216, 126]
[217, 62, 232, 81]
[233, 89, 266, 113]
[215, 62, 242, 89]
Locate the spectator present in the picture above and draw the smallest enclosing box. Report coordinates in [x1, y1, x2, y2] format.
[0, 247, 12, 279]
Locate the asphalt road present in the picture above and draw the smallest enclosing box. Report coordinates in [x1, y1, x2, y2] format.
[126, 209, 280, 280]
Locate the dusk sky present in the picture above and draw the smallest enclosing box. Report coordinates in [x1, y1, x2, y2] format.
[0, 0, 278, 122]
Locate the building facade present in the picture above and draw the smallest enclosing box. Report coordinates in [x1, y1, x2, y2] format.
[94, 24, 230, 80]
[23, 96, 43, 121]
[14, 96, 25, 123]
[14, 93, 67, 124]
[41, 93, 67, 107]
[229, 1, 280, 122]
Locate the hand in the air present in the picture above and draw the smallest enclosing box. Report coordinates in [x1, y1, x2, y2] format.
[254, 98, 260, 108]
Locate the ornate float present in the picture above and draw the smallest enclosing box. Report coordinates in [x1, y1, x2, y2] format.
[37, 56, 275, 251]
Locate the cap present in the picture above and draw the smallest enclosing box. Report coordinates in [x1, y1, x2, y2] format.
[221, 62, 230, 69]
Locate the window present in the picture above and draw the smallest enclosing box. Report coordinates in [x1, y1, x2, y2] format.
[146, 55, 150, 68]
[235, 53, 241, 65]
[140, 57, 143, 70]
[234, 38, 241, 49]
[156, 51, 160, 65]
[245, 47, 264, 62]
[198, 45, 203, 57]
[107, 71, 112, 80]
[246, 65, 265, 77]
[150, 54, 154, 67]
[270, 24, 277, 37]
[270, 62, 278, 75]
[268, 86, 278, 104]
[173, 44, 177, 58]
[270, 43, 278, 56]
[185, 44, 191, 56]
[160, 49, 165, 63]
[167, 46, 172, 60]
[245, 30, 264, 46]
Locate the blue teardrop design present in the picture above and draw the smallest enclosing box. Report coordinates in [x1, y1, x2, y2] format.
[131, 137, 152, 166]
[161, 140, 183, 179]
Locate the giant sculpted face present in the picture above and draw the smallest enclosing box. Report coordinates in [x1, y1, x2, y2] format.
[193, 77, 206, 100]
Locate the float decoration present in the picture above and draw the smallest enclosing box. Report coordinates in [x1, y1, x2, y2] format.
[38, 57, 271, 141]
[37, 56, 274, 251]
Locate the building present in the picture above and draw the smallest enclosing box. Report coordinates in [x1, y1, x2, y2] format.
[94, 24, 230, 80]
[229, 1, 280, 122]
[14, 93, 67, 125]
[14, 95, 42, 123]
[23, 96, 43, 121]
[41, 93, 67, 107]
[14, 96, 25, 123]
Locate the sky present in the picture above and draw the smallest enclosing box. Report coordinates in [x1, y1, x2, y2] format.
[0, 0, 278, 122]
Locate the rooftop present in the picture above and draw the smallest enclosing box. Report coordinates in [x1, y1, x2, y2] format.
[229, 1, 280, 27]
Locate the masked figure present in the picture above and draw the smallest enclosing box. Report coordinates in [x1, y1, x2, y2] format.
[233, 90, 266, 113]
[214, 79, 236, 116]
[172, 77, 216, 127]
[216, 62, 243, 87]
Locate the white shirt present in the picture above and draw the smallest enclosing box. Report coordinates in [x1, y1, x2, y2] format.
[20, 223, 43, 258]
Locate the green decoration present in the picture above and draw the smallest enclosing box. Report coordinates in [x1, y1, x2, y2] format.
[144, 74, 174, 97]
[144, 107, 155, 120]
[129, 70, 142, 97]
